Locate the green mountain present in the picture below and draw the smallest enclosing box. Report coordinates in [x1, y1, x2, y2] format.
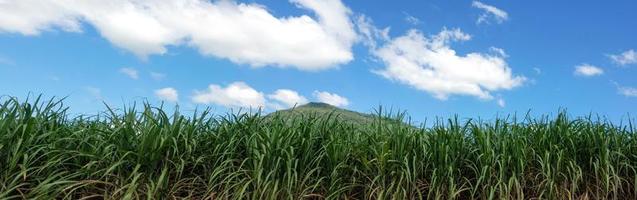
[268, 102, 376, 125]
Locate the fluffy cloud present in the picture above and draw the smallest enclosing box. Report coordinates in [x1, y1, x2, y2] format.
[372, 28, 525, 100]
[0, 0, 81, 35]
[609, 49, 637, 66]
[472, 1, 508, 24]
[0, 0, 357, 70]
[313, 91, 349, 107]
[268, 89, 308, 109]
[574, 64, 604, 77]
[155, 87, 178, 102]
[119, 67, 139, 79]
[192, 82, 266, 108]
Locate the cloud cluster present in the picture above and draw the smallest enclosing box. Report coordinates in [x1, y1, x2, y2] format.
[609, 49, 637, 66]
[472, 1, 508, 24]
[574, 64, 604, 77]
[3, 0, 533, 105]
[371, 28, 525, 100]
[192, 82, 348, 109]
[0, 0, 357, 70]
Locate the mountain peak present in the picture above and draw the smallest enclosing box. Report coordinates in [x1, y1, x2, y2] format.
[269, 102, 373, 125]
[299, 102, 337, 109]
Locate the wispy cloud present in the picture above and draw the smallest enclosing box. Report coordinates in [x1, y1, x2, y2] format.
[472, 1, 509, 24]
[49, 75, 61, 81]
[497, 98, 506, 108]
[150, 72, 166, 81]
[119, 67, 139, 79]
[574, 64, 604, 77]
[0, 55, 14, 66]
[610, 81, 637, 97]
[84, 86, 102, 100]
[489, 47, 508, 57]
[403, 12, 421, 25]
[608, 49, 637, 66]
[618, 86, 637, 97]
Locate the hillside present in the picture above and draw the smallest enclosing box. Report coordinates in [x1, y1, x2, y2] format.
[267, 102, 377, 125]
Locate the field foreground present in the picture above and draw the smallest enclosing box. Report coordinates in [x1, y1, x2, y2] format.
[1, 97, 636, 199]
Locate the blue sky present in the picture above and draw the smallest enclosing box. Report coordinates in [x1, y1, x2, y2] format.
[0, 0, 636, 122]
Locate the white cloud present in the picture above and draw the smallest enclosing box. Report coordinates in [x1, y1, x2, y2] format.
[119, 67, 139, 79]
[192, 82, 266, 108]
[155, 87, 178, 102]
[0, 0, 357, 70]
[268, 89, 308, 109]
[609, 49, 637, 66]
[619, 86, 637, 97]
[472, 1, 508, 24]
[574, 64, 604, 77]
[150, 72, 166, 81]
[313, 91, 349, 107]
[192, 82, 313, 110]
[0, 0, 82, 35]
[372, 28, 525, 100]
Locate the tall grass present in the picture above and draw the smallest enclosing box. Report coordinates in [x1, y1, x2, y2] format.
[0, 96, 636, 199]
